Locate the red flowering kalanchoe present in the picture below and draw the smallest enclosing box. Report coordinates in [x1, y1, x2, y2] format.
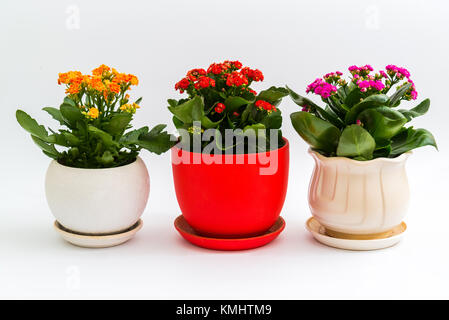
[168, 60, 288, 153]
[287, 64, 436, 161]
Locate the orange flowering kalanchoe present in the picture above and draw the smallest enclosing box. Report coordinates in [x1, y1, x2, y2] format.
[57, 64, 140, 119]
[17, 64, 175, 168]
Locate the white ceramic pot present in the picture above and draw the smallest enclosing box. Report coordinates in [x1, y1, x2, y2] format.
[308, 149, 411, 236]
[45, 157, 150, 234]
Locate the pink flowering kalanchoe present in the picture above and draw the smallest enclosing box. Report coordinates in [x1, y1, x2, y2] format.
[287, 64, 437, 160]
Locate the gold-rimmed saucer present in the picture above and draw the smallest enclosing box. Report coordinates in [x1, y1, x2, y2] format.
[306, 217, 406, 251]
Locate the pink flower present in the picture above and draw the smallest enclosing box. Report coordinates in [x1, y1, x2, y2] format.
[385, 65, 411, 80]
[408, 80, 418, 100]
[306, 78, 337, 99]
[356, 79, 385, 92]
[379, 70, 388, 78]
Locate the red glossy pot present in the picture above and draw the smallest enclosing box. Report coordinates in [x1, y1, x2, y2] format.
[171, 138, 289, 238]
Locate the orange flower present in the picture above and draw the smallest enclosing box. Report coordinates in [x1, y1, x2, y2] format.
[66, 83, 81, 95]
[58, 71, 82, 85]
[90, 75, 105, 92]
[108, 81, 120, 94]
[112, 73, 139, 86]
[92, 64, 111, 76]
[129, 75, 139, 85]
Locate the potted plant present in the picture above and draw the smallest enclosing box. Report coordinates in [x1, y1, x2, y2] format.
[287, 64, 437, 250]
[16, 65, 175, 247]
[168, 60, 289, 250]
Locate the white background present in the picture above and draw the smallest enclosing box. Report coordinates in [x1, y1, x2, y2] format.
[1, 0, 448, 299]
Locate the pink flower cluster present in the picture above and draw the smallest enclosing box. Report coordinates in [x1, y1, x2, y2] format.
[348, 65, 373, 74]
[386, 65, 411, 79]
[385, 65, 417, 100]
[306, 78, 337, 99]
[324, 71, 343, 79]
[408, 80, 418, 100]
[357, 79, 385, 92]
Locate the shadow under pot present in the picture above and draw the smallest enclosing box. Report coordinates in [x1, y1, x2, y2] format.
[308, 149, 411, 241]
[45, 157, 149, 248]
[171, 138, 289, 248]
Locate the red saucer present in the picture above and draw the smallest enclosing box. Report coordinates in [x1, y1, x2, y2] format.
[174, 215, 285, 251]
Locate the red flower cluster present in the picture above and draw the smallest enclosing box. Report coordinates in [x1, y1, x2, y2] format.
[226, 71, 249, 87]
[255, 100, 276, 112]
[174, 60, 264, 96]
[174, 78, 190, 92]
[241, 67, 264, 82]
[175, 69, 215, 93]
[215, 103, 226, 113]
[195, 77, 216, 89]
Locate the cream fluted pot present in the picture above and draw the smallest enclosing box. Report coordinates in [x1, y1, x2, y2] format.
[308, 149, 411, 236]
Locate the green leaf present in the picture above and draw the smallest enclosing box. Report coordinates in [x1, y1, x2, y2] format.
[336, 124, 376, 160]
[134, 97, 143, 105]
[120, 126, 149, 144]
[172, 116, 184, 129]
[373, 138, 392, 158]
[60, 103, 84, 128]
[242, 123, 267, 151]
[286, 86, 343, 128]
[358, 107, 407, 141]
[390, 127, 437, 156]
[16, 110, 49, 140]
[99, 151, 114, 165]
[243, 123, 266, 136]
[261, 110, 282, 129]
[344, 82, 364, 108]
[63, 97, 77, 107]
[137, 124, 176, 155]
[326, 95, 347, 117]
[201, 115, 223, 129]
[167, 99, 178, 108]
[31, 135, 59, 157]
[167, 95, 204, 124]
[105, 113, 132, 136]
[398, 98, 430, 122]
[336, 85, 349, 102]
[290, 111, 341, 153]
[87, 125, 116, 147]
[388, 82, 412, 107]
[223, 96, 250, 113]
[257, 86, 288, 104]
[344, 94, 389, 124]
[43, 107, 65, 125]
[241, 103, 256, 123]
[62, 132, 80, 146]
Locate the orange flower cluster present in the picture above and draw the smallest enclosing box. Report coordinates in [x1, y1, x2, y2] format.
[58, 65, 139, 97]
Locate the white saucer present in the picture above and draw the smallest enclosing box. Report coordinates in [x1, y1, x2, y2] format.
[54, 219, 143, 248]
[305, 217, 407, 251]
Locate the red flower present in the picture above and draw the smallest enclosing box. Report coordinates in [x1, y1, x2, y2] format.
[241, 67, 264, 82]
[215, 103, 226, 113]
[248, 88, 257, 96]
[175, 77, 190, 92]
[226, 71, 248, 87]
[232, 60, 242, 69]
[233, 112, 240, 116]
[255, 100, 276, 112]
[207, 63, 224, 75]
[187, 68, 206, 81]
[197, 76, 216, 89]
